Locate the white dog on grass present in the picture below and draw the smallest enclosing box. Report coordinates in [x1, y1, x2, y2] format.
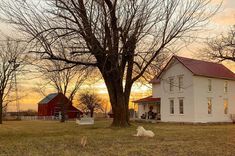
[133, 126, 155, 137]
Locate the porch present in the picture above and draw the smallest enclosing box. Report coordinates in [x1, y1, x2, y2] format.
[133, 96, 161, 121]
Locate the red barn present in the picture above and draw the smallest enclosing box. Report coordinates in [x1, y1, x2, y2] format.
[38, 93, 82, 119]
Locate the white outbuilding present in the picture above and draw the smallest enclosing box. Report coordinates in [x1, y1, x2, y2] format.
[134, 56, 235, 123]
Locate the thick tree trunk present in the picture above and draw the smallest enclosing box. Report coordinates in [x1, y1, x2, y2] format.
[60, 101, 66, 122]
[98, 56, 133, 127]
[103, 77, 131, 127]
[111, 97, 130, 127]
[0, 106, 2, 124]
[90, 108, 94, 117]
[60, 109, 65, 122]
[0, 99, 3, 124]
[59, 95, 66, 123]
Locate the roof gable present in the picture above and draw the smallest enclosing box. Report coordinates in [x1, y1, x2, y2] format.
[38, 93, 58, 104]
[175, 56, 235, 80]
[151, 55, 235, 83]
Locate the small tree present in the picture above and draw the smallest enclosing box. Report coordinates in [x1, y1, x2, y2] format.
[0, 38, 27, 124]
[204, 26, 235, 62]
[78, 92, 103, 118]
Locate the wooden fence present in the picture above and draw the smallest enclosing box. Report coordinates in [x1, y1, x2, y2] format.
[20, 116, 59, 120]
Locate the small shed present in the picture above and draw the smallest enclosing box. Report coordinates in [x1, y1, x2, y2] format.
[38, 93, 82, 119]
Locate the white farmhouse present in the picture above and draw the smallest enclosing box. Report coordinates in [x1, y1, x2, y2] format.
[134, 56, 235, 123]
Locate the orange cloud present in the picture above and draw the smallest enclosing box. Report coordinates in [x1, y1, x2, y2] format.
[213, 8, 235, 25]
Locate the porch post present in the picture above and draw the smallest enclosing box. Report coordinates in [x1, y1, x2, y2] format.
[146, 103, 148, 120]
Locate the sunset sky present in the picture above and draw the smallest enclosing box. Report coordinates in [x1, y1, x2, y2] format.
[1, 0, 235, 112]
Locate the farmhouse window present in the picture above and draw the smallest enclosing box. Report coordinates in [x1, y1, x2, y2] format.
[208, 98, 212, 114]
[170, 99, 174, 114]
[224, 99, 228, 114]
[179, 98, 184, 114]
[208, 79, 212, 92]
[178, 76, 183, 92]
[224, 81, 228, 93]
[169, 77, 174, 92]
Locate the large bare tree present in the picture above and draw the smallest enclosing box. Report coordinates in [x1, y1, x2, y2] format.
[0, 0, 219, 126]
[204, 25, 235, 62]
[0, 38, 27, 124]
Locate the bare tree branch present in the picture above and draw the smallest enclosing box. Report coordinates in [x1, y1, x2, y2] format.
[203, 25, 235, 62]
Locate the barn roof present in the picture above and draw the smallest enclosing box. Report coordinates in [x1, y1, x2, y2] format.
[38, 93, 58, 104]
[151, 55, 235, 83]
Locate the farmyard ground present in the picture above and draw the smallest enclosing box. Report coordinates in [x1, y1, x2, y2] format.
[0, 119, 234, 156]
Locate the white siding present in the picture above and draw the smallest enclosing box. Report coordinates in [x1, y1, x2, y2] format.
[159, 59, 195, 122]
[193, 76, 235, 123]
[152, 83, 161, 98]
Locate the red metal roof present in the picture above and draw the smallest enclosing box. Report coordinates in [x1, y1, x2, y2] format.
[151, 56, 235, 83]
[38, 93, 58, 104]
[133, 96, 160, 103]
[175, 56, 235, 80]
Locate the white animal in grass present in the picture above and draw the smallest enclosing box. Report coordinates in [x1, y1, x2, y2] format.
[134, 126, 155, 137]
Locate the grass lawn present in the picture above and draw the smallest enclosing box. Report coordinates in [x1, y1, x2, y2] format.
[0, 119, 235, 156]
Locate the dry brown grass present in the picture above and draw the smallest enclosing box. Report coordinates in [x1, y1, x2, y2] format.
[0, 120, 235, 156]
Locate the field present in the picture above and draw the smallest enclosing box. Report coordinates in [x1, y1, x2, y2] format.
[0, 119, 235, 156]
